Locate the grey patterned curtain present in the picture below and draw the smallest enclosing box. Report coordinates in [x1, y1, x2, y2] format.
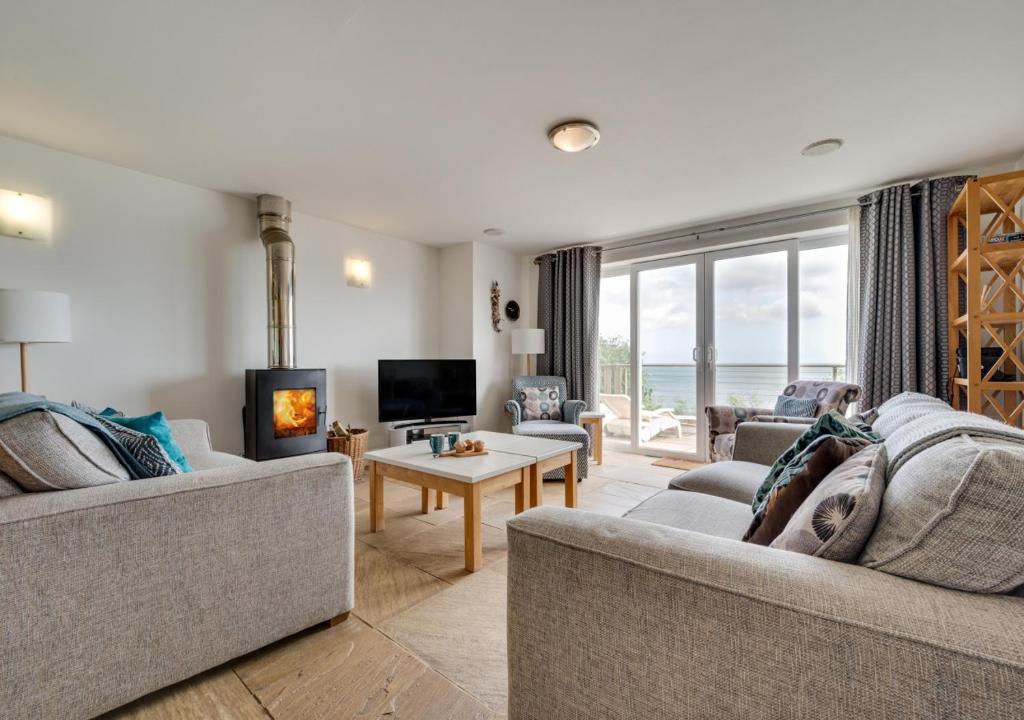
[536, 246, 602, 411]
[858, 176, 970, 408]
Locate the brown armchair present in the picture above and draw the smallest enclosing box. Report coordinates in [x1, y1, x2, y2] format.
[705, 380, 861, 462]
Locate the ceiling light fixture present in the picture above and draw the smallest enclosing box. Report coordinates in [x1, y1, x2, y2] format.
[482, 227, 505, 236]
[801, 138, 844, 157]
[548, 121, 600, 153]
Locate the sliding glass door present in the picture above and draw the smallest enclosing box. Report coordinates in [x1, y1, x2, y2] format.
[708, 245, 790, 410]
[636, 258, 703, 455]
[599, 233, 848, 460]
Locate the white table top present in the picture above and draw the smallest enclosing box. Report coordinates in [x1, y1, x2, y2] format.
[461, 431, 582, 462]
[365, 440, 534, 483]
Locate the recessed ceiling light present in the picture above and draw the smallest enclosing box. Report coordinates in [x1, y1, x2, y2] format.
[548, 121, 600, 153]
[801, 138, 844, 156]
[482, 227, 505, 236]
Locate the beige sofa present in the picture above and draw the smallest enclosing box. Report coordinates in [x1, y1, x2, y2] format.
[507, 409, 1024, 719]
[0, 419, 354, 720]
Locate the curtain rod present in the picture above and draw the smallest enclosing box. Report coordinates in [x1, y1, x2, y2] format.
[601, 203, 857, 255]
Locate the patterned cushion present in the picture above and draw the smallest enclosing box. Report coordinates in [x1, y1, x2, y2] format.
[744, 435, 873, 546]
[772, 443, 887, 561]
[752, 411, 880, 512]
[0, 411, 129, 491]
[779, 381, 861, 416]
[772, 394, 819, 418]
[520, 385, 562, 421]
[860, 436, 1024, 593]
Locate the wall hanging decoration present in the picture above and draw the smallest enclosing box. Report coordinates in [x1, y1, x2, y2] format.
[505, 299, 520, 321]
[491, 281, 502, 332]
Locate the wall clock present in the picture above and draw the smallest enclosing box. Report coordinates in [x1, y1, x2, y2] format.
[505, 300, 520, 321]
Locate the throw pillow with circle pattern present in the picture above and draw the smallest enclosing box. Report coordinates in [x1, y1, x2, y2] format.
[520, 386, 562, 421]
[771, 443, 886, 562]
[744, 435, 873, 546]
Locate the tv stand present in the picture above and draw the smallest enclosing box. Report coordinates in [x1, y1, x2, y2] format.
[388, 419, 473, 448]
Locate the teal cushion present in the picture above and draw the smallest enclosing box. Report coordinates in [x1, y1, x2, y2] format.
[104, 411, 193, 473]
[773, 394, 819, 418]
[753, 410, 880, 512]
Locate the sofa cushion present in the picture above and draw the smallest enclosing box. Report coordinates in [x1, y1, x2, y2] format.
[883, 408, 1024, 476]
[186, 451, 254, 472]
[668, 461, 765, 503]
[860, 436, 1024, 593]
[753, 411, 879, 512]
[102, 410, 194, 473]
[520, 385, 562, 421]
[773, 394, 818, 418]
[0, 410, 129, 491]
[513, 420, 587, 437]
[871, 391, 954, 438]
[744, 436, 872, 546]
[772, 444, 886, 561]
[0, 469, 22, 497]
[624, 490, 751, 540]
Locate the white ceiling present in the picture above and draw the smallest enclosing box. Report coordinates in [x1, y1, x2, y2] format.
[1, 1, 1022, 252]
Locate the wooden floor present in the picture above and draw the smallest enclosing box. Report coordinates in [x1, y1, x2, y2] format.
[101, 450, 682, 720]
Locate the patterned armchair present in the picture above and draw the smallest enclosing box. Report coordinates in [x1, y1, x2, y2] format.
[506, 375, 589, 480]
[706, 380, 861, 462]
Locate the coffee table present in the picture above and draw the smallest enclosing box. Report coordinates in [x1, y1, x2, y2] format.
[454, 431, 582, 509]
[365, 442, 535, 571]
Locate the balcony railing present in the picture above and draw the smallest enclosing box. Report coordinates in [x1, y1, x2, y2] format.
[600, 362, 846, 412]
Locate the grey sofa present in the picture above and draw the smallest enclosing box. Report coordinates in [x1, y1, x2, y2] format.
[507, 410, 1024, 719]
[0, 419, 355, 720]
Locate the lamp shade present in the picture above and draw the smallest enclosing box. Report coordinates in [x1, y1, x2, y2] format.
[0, 289, 72, 343]
[511, 328, 544, 355]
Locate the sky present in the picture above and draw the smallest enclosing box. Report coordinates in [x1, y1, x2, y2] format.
[599, 242, 848, 366]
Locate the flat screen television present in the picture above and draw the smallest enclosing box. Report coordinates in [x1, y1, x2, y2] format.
[378, 359, 477, 423]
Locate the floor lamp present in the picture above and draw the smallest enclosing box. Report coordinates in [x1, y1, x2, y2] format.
[511, 328, 545, 376]
[0, 289, 72, 393]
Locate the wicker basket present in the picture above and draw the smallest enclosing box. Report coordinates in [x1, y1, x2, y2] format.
[327, 429, 368, 477]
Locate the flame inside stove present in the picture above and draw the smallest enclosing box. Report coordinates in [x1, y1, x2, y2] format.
[273, 388, 317, 439]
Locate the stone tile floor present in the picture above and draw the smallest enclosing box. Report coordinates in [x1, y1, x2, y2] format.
[103, 450, 682, 719]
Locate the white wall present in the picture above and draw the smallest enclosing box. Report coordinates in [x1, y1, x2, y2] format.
[472, 242, 523, 432]
[436, 242, 529, 431]
[0, 136, 440, 451]
[438, 243, 474, 358]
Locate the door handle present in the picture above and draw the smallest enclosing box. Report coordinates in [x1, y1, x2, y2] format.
[692, 346, 701, 363]
[706, 345, 716, 369]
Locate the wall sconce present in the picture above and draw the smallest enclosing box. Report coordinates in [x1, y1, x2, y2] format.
[345, 257, 372, 288]
[0, 189, 53, 243]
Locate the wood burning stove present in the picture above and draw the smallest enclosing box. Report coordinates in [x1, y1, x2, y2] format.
[242, 196, 327, 461]
[244, 368, 327, 460]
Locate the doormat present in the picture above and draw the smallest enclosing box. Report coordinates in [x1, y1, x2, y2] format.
[652, 457, 705, 471]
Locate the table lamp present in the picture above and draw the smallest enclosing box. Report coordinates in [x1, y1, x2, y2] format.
[0, 289, 72, 392]
[511, 328, 545, 375]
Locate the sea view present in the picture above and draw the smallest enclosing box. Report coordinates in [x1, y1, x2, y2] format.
[601, 363, 846, 415]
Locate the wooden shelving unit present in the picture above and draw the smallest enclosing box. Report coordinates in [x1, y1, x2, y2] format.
[948, 170, 1024, 426]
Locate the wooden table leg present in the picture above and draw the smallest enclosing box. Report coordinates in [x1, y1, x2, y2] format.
[514, 467, 526, 514]
[529, 464, 542, 508]
[464, 485, 482, 572]
[564, 451, 578, 508]
[369, 461, 385, 532]
[421, 487, 431, 515]
[436, 490, 448, 510]
[593, 418, 603, 465]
